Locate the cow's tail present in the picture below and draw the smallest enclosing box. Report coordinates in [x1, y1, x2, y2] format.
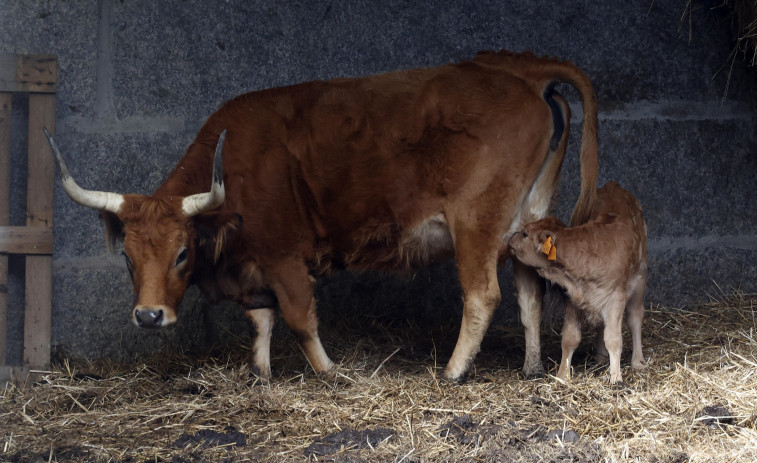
[537, 60, 599, 226]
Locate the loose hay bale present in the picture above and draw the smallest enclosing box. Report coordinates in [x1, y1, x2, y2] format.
[1, 291, 756, 462]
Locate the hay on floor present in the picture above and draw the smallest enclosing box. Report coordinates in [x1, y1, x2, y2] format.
[1, 290, 756, 462]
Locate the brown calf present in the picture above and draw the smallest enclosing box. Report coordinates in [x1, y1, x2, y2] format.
[509, 181, 647, 383]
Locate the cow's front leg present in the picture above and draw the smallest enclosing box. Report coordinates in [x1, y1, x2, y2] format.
[444, 224, 501, 383]
[244, 307, 275, 379]
[512, 259, 545, 378]
[268, 260, 335, 375]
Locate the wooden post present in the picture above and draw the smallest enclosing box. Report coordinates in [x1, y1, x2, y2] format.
[24, 94, 55, 371]
[0, 54, 56, 385]
[0, 93, 10, 367]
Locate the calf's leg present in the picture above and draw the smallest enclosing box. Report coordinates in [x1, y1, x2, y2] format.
[557, 300, 581, 380]
[594, 327, 609, 363]
[602, 297, 626, 384]
[625, 279, 646, 370]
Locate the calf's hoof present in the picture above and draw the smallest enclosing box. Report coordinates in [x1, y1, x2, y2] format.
[249, 365, 271, 383]
[608, 372, 624, 385]
[631, 360, 647, 370]
[314, 362, 338, 379]
[610, 381, 631, 392]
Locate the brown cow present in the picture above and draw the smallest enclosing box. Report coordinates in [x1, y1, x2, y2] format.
[508, 181, 647, 383]
[46, 50, 598, 382]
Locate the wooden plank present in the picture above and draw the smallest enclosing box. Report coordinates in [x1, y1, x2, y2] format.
[0, 226, 53, 254]
[0, 93, 10, 366]
[0, 366, 29, 387]
[24, 93, 56, 370]
[24, 255, 52, 369]
[0, 55, 57, 93]
[0, 365, 48, 388]
[27, 94, 56, 229]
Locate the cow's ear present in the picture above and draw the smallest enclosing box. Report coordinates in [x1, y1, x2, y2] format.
[194, 211, 243, 263]
[100, 211, 124, 253]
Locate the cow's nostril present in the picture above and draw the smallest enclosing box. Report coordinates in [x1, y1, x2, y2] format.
[135, 308, 164, 328]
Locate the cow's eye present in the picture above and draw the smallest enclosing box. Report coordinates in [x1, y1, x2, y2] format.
[122, 250, 134, 269]
[175, 248, 188, 267]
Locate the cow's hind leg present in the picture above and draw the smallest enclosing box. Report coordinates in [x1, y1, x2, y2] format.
[512, 260, 545, 377]
[245, 307, 274, 379]
[268, 260, 335, 375]
[444, 225, 501, 383]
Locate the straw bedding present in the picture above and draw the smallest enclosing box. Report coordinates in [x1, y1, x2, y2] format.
[1, 290, 755, 462]
[726, 0, 757, 66]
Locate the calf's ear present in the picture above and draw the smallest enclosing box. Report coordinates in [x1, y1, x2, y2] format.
[194, 211, 243, 263]
[537, 230, 556, 246]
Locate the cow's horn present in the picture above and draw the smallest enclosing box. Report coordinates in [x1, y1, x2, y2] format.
[181, 130, 226, 217]
[43, 127, 125, 214]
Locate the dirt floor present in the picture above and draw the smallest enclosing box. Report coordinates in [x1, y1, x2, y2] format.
[1, 290, 756, 462]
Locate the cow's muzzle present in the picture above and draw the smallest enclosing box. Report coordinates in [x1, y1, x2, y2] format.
[133, 305, 175, 328]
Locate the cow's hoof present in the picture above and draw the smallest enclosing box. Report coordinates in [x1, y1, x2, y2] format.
[442, 371, 468, 385]
[525, 370, 546, 380]
[522, 364, 545, 380]
[443, 373, 468, 386]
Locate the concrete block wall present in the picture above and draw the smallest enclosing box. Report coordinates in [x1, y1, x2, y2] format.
[1, 0, 755, 363]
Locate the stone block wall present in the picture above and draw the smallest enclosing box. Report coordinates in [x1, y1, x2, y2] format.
[1, 0, 755, 363]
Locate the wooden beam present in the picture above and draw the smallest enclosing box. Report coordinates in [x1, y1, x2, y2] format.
[0, 93, 10, 366]
[0, 55, 57, 93]
[0, 226, 53, 254]
[24, 94, 56, 371]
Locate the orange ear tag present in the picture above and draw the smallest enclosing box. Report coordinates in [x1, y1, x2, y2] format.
[541, 236, 557, 261]
[541, 236, 553, 255]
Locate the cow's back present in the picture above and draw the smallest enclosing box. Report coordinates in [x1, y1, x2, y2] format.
[196, 57, 554, 271]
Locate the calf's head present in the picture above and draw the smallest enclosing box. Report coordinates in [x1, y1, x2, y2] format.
[45, 129, 239, 328]
[509, 217, 566, 268]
